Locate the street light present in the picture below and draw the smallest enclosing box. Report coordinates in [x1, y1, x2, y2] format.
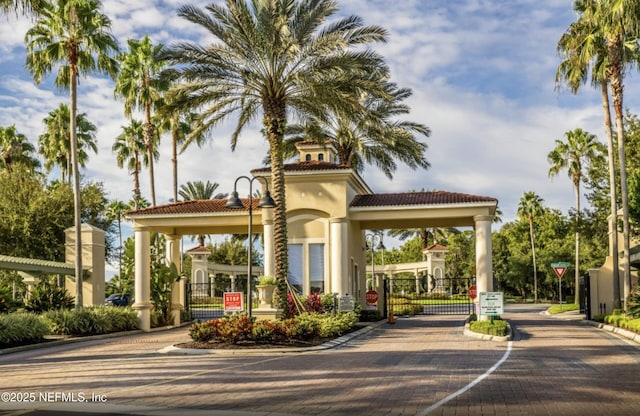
[365, 231, 385, 290]
[226, 175, 276, 317]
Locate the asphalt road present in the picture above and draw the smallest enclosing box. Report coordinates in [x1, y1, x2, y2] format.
[1, 304, 639, 416]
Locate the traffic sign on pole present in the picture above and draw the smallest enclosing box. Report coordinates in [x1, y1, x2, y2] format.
[551, 262, 570, 280]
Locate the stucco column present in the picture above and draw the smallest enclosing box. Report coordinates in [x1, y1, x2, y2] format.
[165, 234, 182, 326]
[474, 215, 494, 296]
[330, 218, 348, 295]
[133, 227, 151, 332]
[262, 208, 275, 277]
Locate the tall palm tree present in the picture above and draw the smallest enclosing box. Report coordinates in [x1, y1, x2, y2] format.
[0, 124, 40, 171]
[115, 35, 167, 207]
[179, 180, 222, 246]
[105, 199, 130, 292]
[38, 103, 98, 183]
[112, 119, 148, 210]
[163, 0, 389, 290]
[25, 0, 119, 308]
[155, 109, 198, 203]
[548, 128, 605, 304]
[517, 191, 545, 303]
[576, 0, 640, 308]
[556, 7, 622, 306]
[281, 81, 430, 178]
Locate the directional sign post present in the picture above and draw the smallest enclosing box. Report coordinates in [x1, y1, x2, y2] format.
[551, 262, 570, 311]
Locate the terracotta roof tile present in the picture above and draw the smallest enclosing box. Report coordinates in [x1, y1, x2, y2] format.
[252, 160, 350, 173]
[185, 245, 211, 253]
[125, 198, 261, 216]
[350, 191, 498, 207]
[425, 243, 449, 251]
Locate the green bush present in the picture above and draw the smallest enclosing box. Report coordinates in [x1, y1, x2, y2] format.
[189, 312, 359, 344]
[469, 319, 508, 337]
[24, 279, 75, 313]
[627, 290, 640, 318]
[359, 309, 381, 322]
[0, 313, 49, 348]
[43, 306, 138, 336]
[0, 286, 14, 313]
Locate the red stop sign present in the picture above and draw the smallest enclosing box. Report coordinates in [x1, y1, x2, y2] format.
[365, 290, 378, 305]
[468, 285, 478, 300]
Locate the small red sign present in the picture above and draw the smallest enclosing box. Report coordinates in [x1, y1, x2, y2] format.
[553, 267, 567, 280]
[365, 290, 378, 305]
[468, 285, 478, 300]
[223, 292, 244, 312]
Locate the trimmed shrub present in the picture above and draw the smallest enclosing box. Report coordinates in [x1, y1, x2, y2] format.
[469, 319, 508, 337]
[359, 309, 381, 322]
[627, 290, 640, 319]
[0, 313, 49, 348]
[189, 312, 359, 344]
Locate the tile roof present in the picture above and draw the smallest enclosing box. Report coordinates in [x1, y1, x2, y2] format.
[350, 191, 498, 208]
[425, 243, 449, 251]
[252, 160, 350, 173]
[125, 198, 261, 216]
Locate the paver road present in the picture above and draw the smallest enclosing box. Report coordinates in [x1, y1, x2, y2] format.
[0, 304, 639, 416]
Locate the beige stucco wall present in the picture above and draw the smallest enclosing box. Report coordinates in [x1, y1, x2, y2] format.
[64, 224, 105, 306]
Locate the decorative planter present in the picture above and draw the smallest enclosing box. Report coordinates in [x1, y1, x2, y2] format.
[256, 284, 277, 308]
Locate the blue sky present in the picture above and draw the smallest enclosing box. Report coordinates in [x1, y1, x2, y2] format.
[1, 1, 637, 270]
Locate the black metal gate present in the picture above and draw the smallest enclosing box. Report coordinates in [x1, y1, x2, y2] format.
[186, 283, 225, 321]
[384, 276, 474, 316]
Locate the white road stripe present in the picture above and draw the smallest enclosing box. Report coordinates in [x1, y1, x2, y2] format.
[417, 340, 513, 416]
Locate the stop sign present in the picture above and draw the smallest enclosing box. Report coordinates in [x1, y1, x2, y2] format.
[365, 290, 378, 305]
[468, 285, 478, 300]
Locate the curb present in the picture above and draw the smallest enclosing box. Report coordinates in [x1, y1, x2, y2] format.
[544, 309, 640, 345]
[0, 322, 190, 356]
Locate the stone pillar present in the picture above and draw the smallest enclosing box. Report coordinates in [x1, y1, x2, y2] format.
[65, 224, 106, 306]
[262, 208, 275, 277]
[474, 214, 494, 298]
[133, 227, 151, 332]
[165, 234, 182, 326]
[330, 218, 348, 295]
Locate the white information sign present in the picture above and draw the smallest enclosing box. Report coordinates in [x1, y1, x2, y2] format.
[479, 292, 504, 316]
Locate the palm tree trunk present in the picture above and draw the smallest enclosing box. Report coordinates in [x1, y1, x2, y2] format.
[70, 66, 83, 309]
[601, 81, 620, 305]
[529, 216, 537, 303]
[144, 102, 156, 206]
[574, 182, 580, 304]
[133, 152, 141, 209]
[172, 114, 179, 203]
[608, 38, 631, 310]
[264, 100, 289, 309]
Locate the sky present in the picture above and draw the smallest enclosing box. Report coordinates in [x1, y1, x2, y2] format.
[2, 0, 639, 274]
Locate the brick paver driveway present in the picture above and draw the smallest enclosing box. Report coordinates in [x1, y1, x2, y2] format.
[1, 304, 639, 416]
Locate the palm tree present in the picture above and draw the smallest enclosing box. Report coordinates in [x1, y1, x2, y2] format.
[38, 103, 98, 183]
[163, 0, 389, 290]
[556, 6, 622, 306]
[0, 124, 40, 171]
[115, 35, 167, 207]
[0, 0, 45, 14]
[281, 81, 430, 178]
[517, 191, 545, 303]
[576, 0, 640, 308]
[106, 199, 130, 292]
[25, 0, 119, 308]
[179, 180, 223, 246]
[112, 119, 147, 210]
[155, 109, 198, 203]
[548, 128, 605, 304]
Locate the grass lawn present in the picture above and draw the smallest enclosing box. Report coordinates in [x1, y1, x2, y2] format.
[547, 303, 579, 314]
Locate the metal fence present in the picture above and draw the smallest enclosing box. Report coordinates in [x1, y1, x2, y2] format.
[186, 283, 226, 321]
[384, 276, 474, 316]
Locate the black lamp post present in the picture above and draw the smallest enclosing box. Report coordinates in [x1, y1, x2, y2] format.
[365, 231, 385, 290]
[226, 176, 276, 317]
